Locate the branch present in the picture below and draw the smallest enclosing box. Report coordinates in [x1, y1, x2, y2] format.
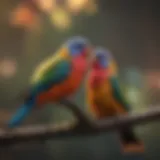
[0, 107, 160, 146]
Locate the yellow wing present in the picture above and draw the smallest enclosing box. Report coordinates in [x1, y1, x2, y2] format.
[30, 47, 69, 84]
[109, 59, 118, 77]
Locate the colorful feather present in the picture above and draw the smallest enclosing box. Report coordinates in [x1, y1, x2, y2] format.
[8, 36, 92, 128]
[87, 47, 144, 153]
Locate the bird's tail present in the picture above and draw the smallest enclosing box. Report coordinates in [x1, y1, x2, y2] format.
[8, 102, 34, 128]
[118, 126, 144, 154]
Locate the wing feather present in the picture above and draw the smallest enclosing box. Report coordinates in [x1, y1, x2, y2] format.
[31, 47, 68, 84]
[110, 77, 130, 111]
[29, 59, 72, 97]
[109, 60, 118, 77]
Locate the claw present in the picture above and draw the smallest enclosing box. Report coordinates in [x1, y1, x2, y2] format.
[121, 142, 145, 154]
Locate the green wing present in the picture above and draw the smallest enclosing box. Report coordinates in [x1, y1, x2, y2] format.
[110, 76, 130, 111]
[30, 59, 72, 96]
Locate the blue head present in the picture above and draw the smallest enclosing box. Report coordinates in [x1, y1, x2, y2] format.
[93, 47, 112, 69]
[66, 36, 92, 58]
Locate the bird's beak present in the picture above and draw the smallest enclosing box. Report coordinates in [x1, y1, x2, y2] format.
[88, 45, 93, 53]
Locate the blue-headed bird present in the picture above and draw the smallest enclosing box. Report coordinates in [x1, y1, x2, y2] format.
[86, 47, 144, 153]
[8, 36, 92, 128]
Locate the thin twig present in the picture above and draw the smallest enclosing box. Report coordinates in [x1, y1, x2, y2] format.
[0, 107, 159, 146]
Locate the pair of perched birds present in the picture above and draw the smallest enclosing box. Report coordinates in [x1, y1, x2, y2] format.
[8, 36, 144, 153]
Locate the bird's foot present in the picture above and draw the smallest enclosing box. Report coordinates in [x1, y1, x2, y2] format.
[121, 142, 145, 154]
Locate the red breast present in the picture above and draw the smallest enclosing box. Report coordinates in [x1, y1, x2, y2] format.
[88, 69, 108, 88]
[36, 56, 87, 106]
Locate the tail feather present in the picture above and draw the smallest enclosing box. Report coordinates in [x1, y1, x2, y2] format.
[8, 103, 34, 128]
[119, 127, 144, 154]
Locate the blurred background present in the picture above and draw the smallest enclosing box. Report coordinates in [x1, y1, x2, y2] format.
[0, 0, 159, 160]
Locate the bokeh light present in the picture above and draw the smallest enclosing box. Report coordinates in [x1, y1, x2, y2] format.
[66, 0, 88, 14]
[84, 0, 98, 15]
[0, 58, 17, 79]
[50, 8, 72, 30]
[146, 71, 160, 89]
[9, 0, 99, 31]
[34, 0, 56, 13]
[10, 3, 39, 30]
[126, 87, 139, 104]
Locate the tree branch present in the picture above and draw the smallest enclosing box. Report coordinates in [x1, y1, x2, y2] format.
[0, 107, 160, 146]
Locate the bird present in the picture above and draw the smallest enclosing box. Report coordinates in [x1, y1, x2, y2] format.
[8, 36, 93, 128]
[86, 47, 144, 154]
